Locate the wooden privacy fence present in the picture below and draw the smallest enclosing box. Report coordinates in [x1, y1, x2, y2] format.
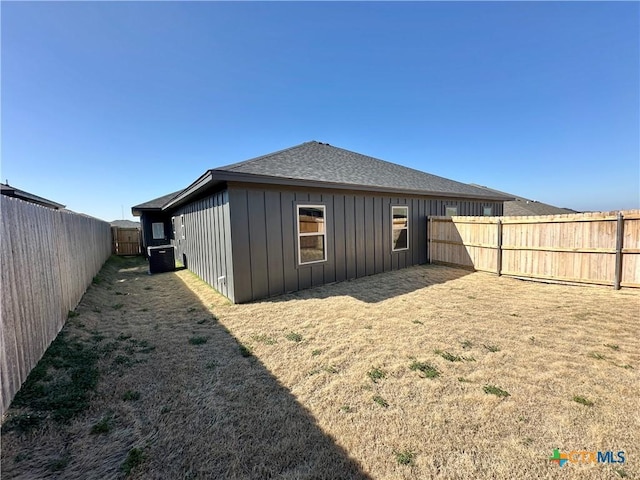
[112, 227, 142, 255]
[428, 210, 640, 289]
[1, 196, 112, 415]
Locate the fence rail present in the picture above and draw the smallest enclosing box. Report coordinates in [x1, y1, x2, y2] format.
[1, 196, 112, 415]
[428, 210, 640, 289]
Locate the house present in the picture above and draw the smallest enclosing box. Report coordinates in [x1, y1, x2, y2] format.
[131, 190, 182, 250]
[1, 183, 65, 210]
[469, 184, 578, 216]
[110, 220, 141, 229]
[132, 141, 511, 303]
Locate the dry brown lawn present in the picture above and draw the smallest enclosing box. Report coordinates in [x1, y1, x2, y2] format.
[2, 256, 638, 479]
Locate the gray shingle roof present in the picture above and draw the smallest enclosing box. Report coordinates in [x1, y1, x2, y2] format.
[132, 190, 183, 212]
[1, 183, 65, 209]
[216, 141, 510, 200]
[470, 184, 578, 216]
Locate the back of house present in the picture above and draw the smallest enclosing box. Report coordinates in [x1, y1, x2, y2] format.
[132, 141, 511, 303]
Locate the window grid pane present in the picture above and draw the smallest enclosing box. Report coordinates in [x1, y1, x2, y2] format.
[391, 206, 409, 251]
[298, 205, 327, 265]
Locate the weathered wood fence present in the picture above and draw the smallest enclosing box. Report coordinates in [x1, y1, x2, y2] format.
[112, 227, 142, 255]
[1, 196, 112, 415]
[428, 210, 640, 288]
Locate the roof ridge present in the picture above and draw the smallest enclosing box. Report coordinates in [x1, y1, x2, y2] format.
[216, 141, 319, 172]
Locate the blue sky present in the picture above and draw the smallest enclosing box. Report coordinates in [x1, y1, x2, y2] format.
[2, 1, 638, 221]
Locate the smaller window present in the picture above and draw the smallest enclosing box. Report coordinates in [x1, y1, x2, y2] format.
[180, 215, 185, 239]
[152, 222, 165, 240]
[483, 206, 493, 216]
[392, 206, 409, 251]
[445, 206, 458, 217]
[171, 216, 176, 239]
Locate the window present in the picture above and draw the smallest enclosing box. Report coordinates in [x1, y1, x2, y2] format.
[392, 206, 409, 251]
[445, 206, 458, 217]
[297, 205, 326, 265]
[171, 217, 176, 239]
[483, 206, 493, 216]
[151, 222, 165, 240]
[180, 215, 185, 239]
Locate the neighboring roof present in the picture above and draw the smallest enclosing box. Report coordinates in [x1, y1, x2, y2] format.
[0, 183, 65, 209]
[131, 190, 183, 215]
[111, 220, 141, 229]
[470, 184, 578, 216]
[164, 141, 513, 210]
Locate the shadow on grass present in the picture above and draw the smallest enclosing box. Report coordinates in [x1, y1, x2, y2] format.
[2, 256, 371, 479]
[260, 263, 473, 304]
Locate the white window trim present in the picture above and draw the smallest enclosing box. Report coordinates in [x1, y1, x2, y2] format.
[171, 216, 176, 239]
[296, 204, 327, 266]
[445, 205, 458, 217]
[483, 206, 493, 216]
[391, 205, 409, 252]
[180, 214, 185, 240]
[151, 222, 165, 240]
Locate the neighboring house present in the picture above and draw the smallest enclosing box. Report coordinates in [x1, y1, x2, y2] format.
[0, 183, 65, 210]
[469, 184, 578, 216]
[132, 141, 511, 303]
[110, 220, 141, 229]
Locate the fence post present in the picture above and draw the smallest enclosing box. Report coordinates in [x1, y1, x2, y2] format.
[496, 218, 503, 275]
[614, 211, 625, 290]
[428, 216, 432, 264]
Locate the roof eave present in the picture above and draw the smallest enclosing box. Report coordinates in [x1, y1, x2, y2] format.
[162, 171, 216, 210]
[213, 170, 513, 202]
[158, 169, 512, 211]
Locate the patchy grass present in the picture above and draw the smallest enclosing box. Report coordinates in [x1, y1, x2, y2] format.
[409, 360, 440, 379]
[395, 449, 416, 466]
[7, 331, 99, 424]
[2, 258, 638, 480]
[188, 336, 208, 345]
[367, 367, 386, 383]
[483, 344, 501, 353]
[238, 344, 253, 357]
[251, 334, 277, 345]
[285, 332, 303, 342]
[47, 455, 69, 472]
[484, 385, 510, 398]
[435, 349, 475, 362]
[372, 395, 389, 408]
[90, 415, 113, 434]
[573, 395, 594, 407]
[121, 447, 145, 476]
[122, 390, 140, 401]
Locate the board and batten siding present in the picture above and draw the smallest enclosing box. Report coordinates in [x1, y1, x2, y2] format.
[171, 191, 234, 302]
[1, 196, 111, 414]
[228, 184, 502, 303]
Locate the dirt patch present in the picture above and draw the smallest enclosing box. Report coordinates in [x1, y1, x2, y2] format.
[2, 256, 638, 479]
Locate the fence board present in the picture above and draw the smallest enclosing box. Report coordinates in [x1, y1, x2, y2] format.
[0, 197, 111, 415]
[428, 210, 639, 288]
[112, 227, 142, 255]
